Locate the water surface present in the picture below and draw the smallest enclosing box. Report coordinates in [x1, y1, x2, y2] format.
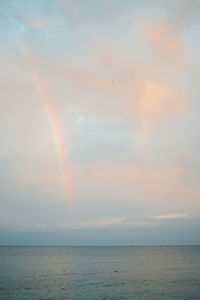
[0, 246, 200, 299]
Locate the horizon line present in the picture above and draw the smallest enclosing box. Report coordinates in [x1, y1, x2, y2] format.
[0, 244, 199, 247]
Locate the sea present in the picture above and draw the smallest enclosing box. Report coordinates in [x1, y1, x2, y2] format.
[0, 246, 199, 299]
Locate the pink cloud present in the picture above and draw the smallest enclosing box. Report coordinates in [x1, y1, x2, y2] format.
[144, 20, 187, 67]
[84, 161, 200, 209]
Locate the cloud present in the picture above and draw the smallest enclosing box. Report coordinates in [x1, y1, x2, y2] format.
[61, 53, 190, 153]
[56, 218, 154, 230]
[155, 213, 189, 220]
[0, 149, 7, 156]
[144, 20, 187, 67]
[83, 160, 200, 213]
[144, 0, 200, 66]
[21, 16, 52, 30]
[7, 0, 192, 155]
[33, 224, 48, 229]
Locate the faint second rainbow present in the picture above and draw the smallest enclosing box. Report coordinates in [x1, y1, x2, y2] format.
[20, 41, 73, 201]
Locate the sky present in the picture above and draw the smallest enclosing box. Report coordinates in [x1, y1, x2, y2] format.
[0, 0, 200, 245]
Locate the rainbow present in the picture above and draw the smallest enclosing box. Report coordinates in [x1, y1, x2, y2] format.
[20, 42, 73, 200]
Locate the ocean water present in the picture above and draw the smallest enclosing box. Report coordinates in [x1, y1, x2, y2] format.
[0, 246, 200, 299]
